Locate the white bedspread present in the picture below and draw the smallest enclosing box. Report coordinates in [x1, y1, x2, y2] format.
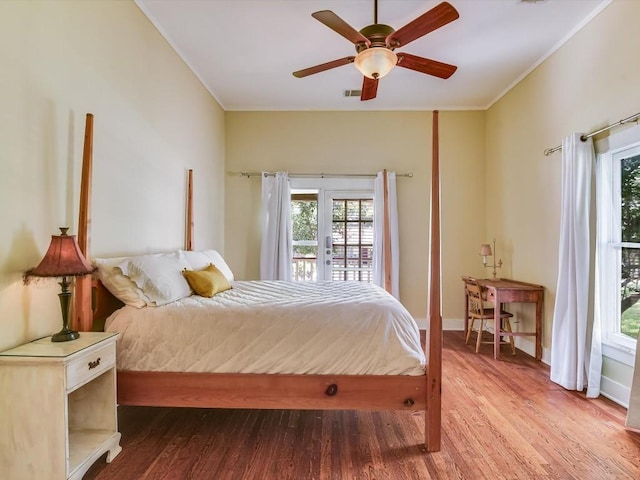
[104, 280, 426, 376]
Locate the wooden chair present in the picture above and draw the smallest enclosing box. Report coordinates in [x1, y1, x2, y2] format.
[465, 279, 516, 355]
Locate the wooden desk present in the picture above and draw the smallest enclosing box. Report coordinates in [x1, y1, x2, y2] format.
[462, 277, 544, 360]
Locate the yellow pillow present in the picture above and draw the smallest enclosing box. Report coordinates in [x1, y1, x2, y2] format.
[182, 264, 231, 297]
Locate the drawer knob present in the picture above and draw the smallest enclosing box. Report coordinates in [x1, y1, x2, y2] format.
[88, 357, 101, 370]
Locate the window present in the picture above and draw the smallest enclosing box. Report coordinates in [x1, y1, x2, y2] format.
[596, 128, 640, 359]
[619, 153, 640, 342]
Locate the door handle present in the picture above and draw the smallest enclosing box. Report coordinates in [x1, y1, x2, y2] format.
[325, 236, 332, 264]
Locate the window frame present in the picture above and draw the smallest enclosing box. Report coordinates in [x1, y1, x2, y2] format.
[595, 124, 640, 365]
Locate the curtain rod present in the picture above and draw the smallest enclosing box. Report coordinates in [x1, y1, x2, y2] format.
[238, 171, 413, 178]
[544, 112, 640, 156]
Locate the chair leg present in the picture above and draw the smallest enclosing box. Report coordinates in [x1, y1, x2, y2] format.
[475, 319, 484, 353]
[466, 318, 474, 345]
[504, 318, 515, 355]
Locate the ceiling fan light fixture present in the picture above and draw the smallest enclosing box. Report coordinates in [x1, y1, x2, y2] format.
[354, 47, 397, 79]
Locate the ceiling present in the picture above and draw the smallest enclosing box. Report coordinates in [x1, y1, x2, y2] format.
[135, 0, 610, 111]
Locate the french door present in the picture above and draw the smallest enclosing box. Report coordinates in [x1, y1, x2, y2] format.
[291, 186, 374, 282]
[322, 191, 374, 281]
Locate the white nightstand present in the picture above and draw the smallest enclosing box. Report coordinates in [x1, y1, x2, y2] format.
[0, 332, 122, 480]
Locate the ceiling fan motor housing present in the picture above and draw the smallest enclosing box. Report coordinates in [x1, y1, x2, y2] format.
[356, 24, 396, 52]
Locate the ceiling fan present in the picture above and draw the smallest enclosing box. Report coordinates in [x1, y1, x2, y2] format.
[292, 1, 459, 101]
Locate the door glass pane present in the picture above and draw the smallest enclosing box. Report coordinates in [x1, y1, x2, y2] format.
[332, 245, 345, 267]
[333, 200, 345, 221]
[332, 223, 345, 244]
[361, 200, 374, 221]
[346, 222, 360, 244]
[292, 196, 317, 242]
[346, 200, 360, 220]
[346, 246, 359, 261]
[361, 222, 373, 244]
[361, 246, 373, 265]
[291, 193, 318, 281]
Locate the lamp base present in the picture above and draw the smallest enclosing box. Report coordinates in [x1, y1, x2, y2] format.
[51, 327, 80, 342]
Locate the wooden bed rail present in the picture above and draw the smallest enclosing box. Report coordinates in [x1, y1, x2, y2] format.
[117, 371, 427, 411]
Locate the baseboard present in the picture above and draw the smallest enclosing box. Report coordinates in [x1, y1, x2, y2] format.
[600, 375, 631, 408]
[415, 317, 465, 331]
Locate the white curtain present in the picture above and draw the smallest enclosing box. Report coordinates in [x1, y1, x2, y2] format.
[373, 171, 399, 299]
[550, 133, 601, 397]
[260, 171, 292, 281]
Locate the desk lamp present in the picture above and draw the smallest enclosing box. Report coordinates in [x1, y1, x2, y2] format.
[480, 239, 502, 279]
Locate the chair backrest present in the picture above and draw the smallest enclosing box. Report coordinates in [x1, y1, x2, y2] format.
[465, 280, 485, 317]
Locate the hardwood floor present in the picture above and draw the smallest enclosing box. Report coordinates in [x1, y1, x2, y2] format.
[85, 331, 640, 480]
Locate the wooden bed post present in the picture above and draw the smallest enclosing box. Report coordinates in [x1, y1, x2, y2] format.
[425, 110, 442, 452]
[73, 113, 94, 332]
[382, 169, 392, 293]
[186, 169, 194, 251]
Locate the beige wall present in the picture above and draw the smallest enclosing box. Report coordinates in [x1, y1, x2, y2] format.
[486, 0, 640, 387]
[225, 111, 486, 325]
[3, 0, 633, 401]
[0, 1, 225, 351]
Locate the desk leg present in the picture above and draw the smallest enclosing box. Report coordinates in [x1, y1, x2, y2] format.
[464, 289, 469, 336]
[494, 291, 500, 360]
[535, 295, 542, 361]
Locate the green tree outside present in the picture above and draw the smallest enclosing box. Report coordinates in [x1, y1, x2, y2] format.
[620, 154, 640, 338]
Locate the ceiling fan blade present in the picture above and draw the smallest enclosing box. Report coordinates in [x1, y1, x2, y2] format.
[361, 76, 379, 101]
[293, 56, 355, 78]
[396, 53, 457, 79]
[386, 2, 459, 49]
[312, 10, 371, 47]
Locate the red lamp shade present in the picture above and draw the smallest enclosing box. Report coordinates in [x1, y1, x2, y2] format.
[29, 228, 93, 278]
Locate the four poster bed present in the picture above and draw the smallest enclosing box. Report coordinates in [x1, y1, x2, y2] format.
[72, 112, 443, 452]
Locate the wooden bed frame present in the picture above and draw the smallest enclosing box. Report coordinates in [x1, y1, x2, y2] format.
[72, 112, 443, 451]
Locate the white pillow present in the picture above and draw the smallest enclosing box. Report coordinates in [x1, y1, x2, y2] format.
[118, 251, 192, 306]
[182, 249, 234, 282]
[93, 257, 150, 308]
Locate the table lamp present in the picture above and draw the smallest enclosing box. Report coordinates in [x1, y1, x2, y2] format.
[26, 227, 94, 342]
[479, 239, 502, 279]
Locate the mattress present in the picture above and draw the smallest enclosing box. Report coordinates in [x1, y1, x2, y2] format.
[104, 280, 426, 376]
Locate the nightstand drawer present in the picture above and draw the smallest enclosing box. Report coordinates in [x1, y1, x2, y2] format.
[66, 343, 115, 392]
